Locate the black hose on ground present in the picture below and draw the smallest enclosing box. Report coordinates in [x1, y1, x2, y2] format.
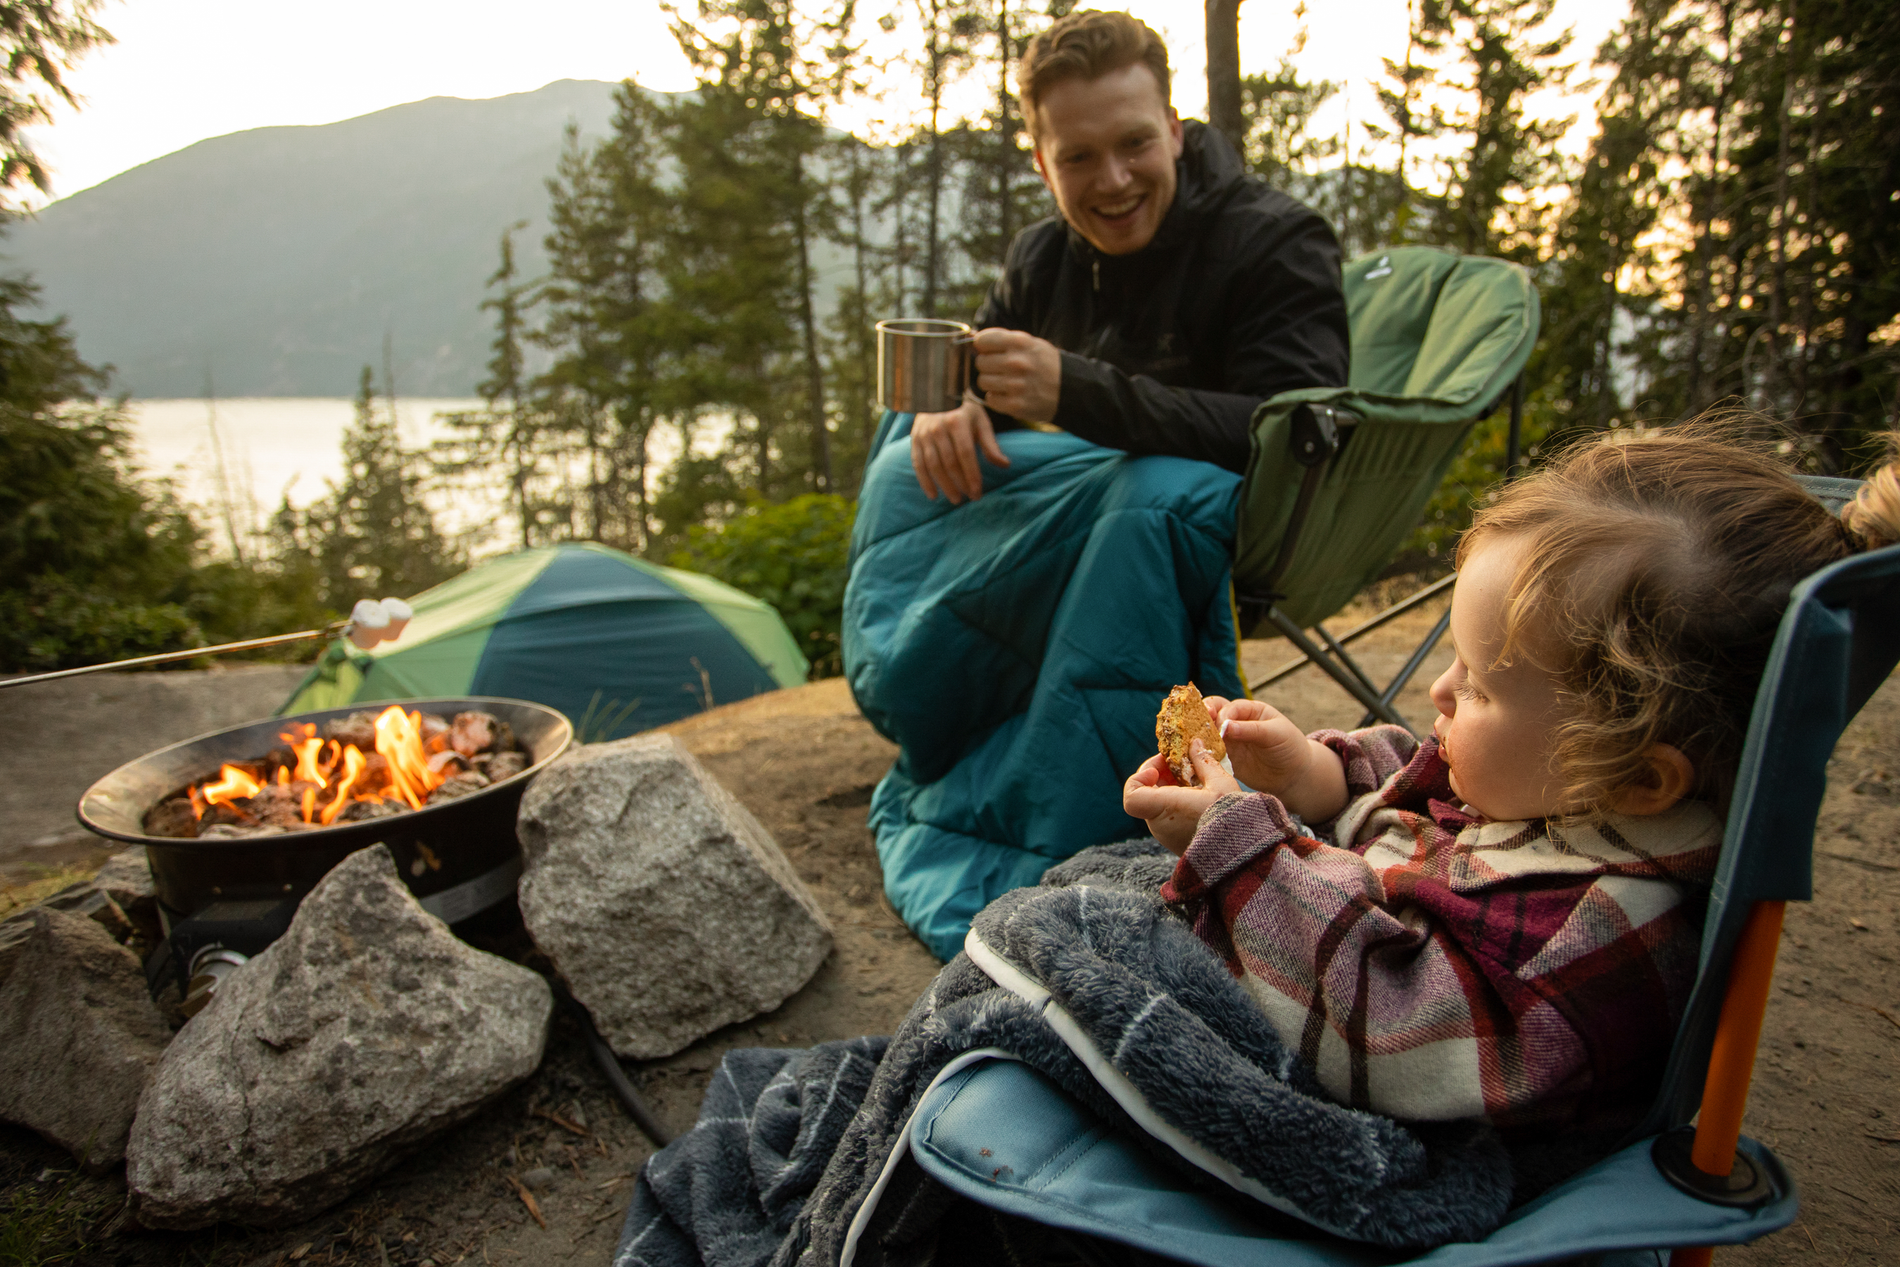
[565, 993, 675, 1147]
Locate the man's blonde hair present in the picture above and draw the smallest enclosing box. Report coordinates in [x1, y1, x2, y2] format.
[1017, 10, 1171, 143]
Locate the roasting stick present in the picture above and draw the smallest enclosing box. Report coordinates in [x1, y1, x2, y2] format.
[0, 597, 415, 691]
[0, 624, 348, 690]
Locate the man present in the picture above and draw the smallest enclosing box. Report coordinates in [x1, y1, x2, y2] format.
[908, 8, 1350, 504]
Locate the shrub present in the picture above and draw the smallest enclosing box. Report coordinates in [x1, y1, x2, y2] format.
[670, 494, 855, 678]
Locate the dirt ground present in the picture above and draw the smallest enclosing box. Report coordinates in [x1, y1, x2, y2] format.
[0, 606, 1893, 1265]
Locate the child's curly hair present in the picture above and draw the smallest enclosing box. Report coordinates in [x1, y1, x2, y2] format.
[1458, 420, 1900, 818]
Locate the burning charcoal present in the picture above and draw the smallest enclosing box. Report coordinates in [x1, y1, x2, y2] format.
[198, 802, 250, 830]
[265, 745, 297, 774]
[427, 749, 468, 776]
[143, 798, 200, 839]
[426, 771, 491, 804]
[478, 751, 529, 782]
[339, 798, 402, 823]
[351, 751, 391, 797]
[419, 712, 451, 745]
[323, 711, 380, 752]
[449, 711, 504, 756]
[244, 784, 312, 828]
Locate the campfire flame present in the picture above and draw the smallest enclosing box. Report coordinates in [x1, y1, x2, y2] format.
[199, 764, 262, 812]
[376, 707, 441, 809]
[187, 705, 453, 826]
[320, 745, 369, 825]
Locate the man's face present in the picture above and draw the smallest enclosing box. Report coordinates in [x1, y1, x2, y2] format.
[1032, 61, 1185, 257]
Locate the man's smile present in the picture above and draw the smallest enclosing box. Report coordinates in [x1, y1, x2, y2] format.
[1093, 194, 1145, 222]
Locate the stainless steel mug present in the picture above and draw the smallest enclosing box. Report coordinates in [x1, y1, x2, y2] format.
[877, 318, 974, 413]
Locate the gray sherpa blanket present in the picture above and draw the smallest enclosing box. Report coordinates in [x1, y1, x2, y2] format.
[615, 843, 1514, 1267]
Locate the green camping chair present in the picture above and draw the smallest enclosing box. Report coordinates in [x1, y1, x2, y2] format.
[1233, 246, 1540, 731]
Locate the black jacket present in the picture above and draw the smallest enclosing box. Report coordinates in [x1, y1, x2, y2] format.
[973, 121, 1350, 473]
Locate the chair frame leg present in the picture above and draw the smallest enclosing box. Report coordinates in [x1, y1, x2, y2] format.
[1315, 625, 1384, 700]
[1357, 607, 1452, 729]
[1261, 607, 1413, 730]
[1251, 574, 1458, 693]
[1666, 900, 1788, 1267]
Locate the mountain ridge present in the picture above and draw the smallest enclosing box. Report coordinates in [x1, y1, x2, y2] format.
[5, 79, 625, 397]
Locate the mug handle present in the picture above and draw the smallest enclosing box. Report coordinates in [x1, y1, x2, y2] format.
[956, 330, 981, 401]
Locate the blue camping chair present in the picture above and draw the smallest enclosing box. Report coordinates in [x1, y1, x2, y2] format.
[908, 477, 1888, 1266]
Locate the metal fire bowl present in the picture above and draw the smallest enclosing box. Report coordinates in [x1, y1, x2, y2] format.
[77, 697, 572, 924]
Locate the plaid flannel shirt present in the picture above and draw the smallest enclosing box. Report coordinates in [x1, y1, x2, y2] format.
[1160, 726, 1721, 1130]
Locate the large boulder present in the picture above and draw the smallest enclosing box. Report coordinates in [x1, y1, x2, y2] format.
[517, 732, 832, 1059]
[127, 845, 552, 1229]
[0, 907, 172, 1168]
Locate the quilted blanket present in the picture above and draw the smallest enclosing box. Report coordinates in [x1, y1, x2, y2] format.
[844, 413, 1245, 958]
[613, 843, 1515, 1267]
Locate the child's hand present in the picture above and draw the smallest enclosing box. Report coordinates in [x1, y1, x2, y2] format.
[1123, 739, 1239, 856]
[1202, 696, 1349, 823]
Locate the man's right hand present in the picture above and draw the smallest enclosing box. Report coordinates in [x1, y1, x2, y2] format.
[910, 394, 1010, 504]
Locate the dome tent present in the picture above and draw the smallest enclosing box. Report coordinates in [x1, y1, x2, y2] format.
[281, 543, 807, 740]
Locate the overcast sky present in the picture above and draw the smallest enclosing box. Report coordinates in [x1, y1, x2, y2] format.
[21, 0, 1630, 206]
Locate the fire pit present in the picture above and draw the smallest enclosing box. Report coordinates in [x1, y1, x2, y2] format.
[78, 697, 572, 930]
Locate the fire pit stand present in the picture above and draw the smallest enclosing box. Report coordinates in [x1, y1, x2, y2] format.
[76, 696, 572, 990]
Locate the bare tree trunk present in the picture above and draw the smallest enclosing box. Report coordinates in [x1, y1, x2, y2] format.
[996, 0, 1014, 265]
[1765, 5, 1796, 406]
[1205, 0, 1245, 152]
[1687, 0, 1736, 413]
[792, 152, 833, 492]
[585, 406, 605, 539]
[894, 141, 912, 315]
[922, 0, 946, 318]
[202, 367, 247, 565]
[1795, 79, 1819, 412]
[508, 401, 531, 549]
[849, 144, 876, 454]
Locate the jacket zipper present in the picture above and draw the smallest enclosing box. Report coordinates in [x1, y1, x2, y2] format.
[1093, 258, 1100, 292]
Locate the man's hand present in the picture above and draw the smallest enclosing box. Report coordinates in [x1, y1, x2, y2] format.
[910, 395, 1009, 503]
[1123, 740, 1239, 856]
[973, 328, 1061, 424]
[1205, 696, 1349, 823]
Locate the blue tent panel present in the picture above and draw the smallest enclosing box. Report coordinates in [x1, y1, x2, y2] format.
[498, 543, 686, 620]
[466, 545, 783, 739]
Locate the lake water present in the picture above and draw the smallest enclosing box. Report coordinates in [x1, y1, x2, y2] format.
[126, 396, 734, 554]
[126, 397, 483, 511]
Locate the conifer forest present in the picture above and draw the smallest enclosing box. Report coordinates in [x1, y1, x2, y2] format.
[2, 0, 1896, 674]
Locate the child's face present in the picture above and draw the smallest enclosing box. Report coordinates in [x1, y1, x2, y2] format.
[1427, 536, 1573, 820]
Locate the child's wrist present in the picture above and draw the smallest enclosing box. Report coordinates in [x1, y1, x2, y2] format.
[1285, 739, 1349, 822]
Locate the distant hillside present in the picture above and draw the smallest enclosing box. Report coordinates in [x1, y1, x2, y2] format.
[4, 80, 624, 398]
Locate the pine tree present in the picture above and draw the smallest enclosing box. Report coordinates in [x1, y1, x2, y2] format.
[1417, 0, 1573, 260]
[911, 0, 985, 317]
[436, 221, 556, 550]
[538, 95, 677, 548]
[0, 0, 112, 203]
[300, 367, 461, 605]
[945, 0, 1064, 318]
[667, 0, 865, 497]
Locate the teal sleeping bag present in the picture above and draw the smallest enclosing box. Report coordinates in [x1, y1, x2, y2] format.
[844, 412, 1245, 958]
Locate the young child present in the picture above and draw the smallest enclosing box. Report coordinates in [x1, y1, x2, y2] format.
[1124, 425, 1900, 1137]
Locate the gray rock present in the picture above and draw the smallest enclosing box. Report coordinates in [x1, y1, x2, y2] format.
[126, 845, 552, 1229]
[0, 908, 172, 1168]
[91, 848, 156, 909]
[516, 733, 832, 1059]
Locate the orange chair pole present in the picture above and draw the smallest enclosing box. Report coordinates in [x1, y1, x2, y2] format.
[1667, 899, 1788, 1267]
